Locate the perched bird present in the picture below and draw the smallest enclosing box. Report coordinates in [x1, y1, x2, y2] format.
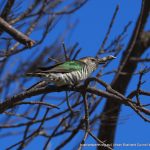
[26, 55, 116, 86]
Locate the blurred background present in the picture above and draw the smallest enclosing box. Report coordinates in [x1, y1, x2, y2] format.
[0, 0, 150, 149]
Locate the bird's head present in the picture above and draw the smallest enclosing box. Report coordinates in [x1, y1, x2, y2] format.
[79, 57, 99, 67]
[97, 55, 116, 64]
[79, 55, 116, 66]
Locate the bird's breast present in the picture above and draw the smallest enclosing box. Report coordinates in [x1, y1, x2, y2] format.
[48, 65, 94, 86]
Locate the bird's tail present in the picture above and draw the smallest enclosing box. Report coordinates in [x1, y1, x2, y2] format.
[25, 72, 46, 78]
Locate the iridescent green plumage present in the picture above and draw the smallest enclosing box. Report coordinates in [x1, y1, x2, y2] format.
[38, 60, 85, 73]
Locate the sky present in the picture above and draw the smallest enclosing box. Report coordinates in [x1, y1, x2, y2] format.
[1, 0, 150, 150]
[50, 0, 150, 150]
[47, 0, 150, 149]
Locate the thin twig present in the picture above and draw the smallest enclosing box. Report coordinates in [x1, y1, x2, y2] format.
[65, 91, 74, 114]
[14, 101, 60, 109]
[88, 131, 113, 150]
[97, 5, 119, 55]
[62, 42, 70, 61]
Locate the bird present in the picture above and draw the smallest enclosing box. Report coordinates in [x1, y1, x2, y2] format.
[26, 55, 116, 86]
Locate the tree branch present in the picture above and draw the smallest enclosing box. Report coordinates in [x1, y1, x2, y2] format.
[0, 17, 35, 47]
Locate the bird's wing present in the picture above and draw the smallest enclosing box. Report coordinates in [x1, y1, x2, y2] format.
[36, 60, 85, 73]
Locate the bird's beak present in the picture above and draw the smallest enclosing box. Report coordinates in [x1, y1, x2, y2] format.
[98, 55, 116, 64]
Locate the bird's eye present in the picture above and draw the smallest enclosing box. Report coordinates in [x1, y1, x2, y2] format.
[91, 58, 95, 62]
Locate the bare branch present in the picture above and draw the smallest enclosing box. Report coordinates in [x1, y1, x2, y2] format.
[0, 17, 35, 47]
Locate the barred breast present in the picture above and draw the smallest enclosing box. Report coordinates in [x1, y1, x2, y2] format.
[49, 65, 95, 86]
